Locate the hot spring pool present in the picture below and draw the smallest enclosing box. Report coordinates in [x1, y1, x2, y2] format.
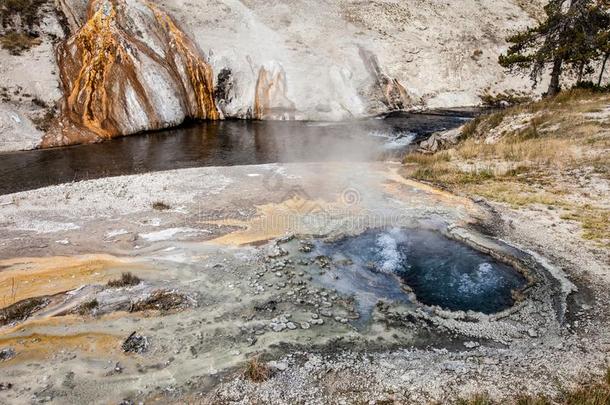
[297, 228, 528, 315]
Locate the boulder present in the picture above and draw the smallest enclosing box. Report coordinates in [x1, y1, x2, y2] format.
[418, 127, 463, 153]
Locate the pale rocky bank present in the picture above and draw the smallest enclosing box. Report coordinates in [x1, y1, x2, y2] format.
[1, 0, 546, 150]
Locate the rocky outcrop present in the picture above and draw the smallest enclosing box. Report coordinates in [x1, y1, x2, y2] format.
[359, 48, 414, 112]
[418, 127, 463, 153]
[0, 105, 43, 152]
[42, 0, 219, 147]
[253, 62, 296, 120]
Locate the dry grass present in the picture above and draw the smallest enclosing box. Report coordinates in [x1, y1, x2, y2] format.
[152, 201, 171, 211]
[457, 368, 610, 404]
[76, 299, 98, 316]
[243, 357, 272, 383]
[107, 272, 141, 288]
[404, 89, 610, 245]
[0, 296, 48, 325]
[0, 31, 41, 55]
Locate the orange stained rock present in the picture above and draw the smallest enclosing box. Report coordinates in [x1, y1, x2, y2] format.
[0, 254, 140, 309]
[44, 0, 219, 147]
[0, 332, 121, 363]
[254, 63, 296, 120]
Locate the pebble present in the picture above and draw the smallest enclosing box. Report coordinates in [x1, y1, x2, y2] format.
[311, 319, 324, 325]
[286, 322, 297, 330]
[0, 348, 15, 361]
[272, 323, 286, 332]
[300, 322, 311, 329]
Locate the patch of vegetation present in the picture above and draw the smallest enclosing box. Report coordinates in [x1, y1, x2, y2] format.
[31, 107, 57, 132]
[479, 89, 532, 107]
[76, 299, 98, 316]
[243, 356, 272, 383]
[561, 206, 610, 242]
[107, 272, 141, 288]
[403, 150, 451, 165]
[574, 81, 610, 93]
[456, 368, 610, 404]
[0, 0, 47, 30]
[411, 164, 495, 186]
[0, 31, 41, 55]
[152, 201, 171, 211]
[0, 296, 48, 326]
[130, 290, 191, 313]
[405, 88, 609, 244]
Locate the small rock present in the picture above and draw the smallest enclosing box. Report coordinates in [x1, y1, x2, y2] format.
[0, 382, 13, 391]
[272, 323, 286, 332]
[463, 341, 480, 349]
[286, 322, 297, 330]
[122, 332, 149, 354]
[0, 348, 15, 361]
[527, 329, 539, 338]
[300, 322, 311, 329]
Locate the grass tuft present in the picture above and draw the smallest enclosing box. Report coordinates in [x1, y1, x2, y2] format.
[152, 201, 171, 211]
[243, 357, 272, 383]
[0, 31, 41, 55]
[107, 272, 141, 288]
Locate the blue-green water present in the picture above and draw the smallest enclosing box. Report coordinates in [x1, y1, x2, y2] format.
[309, 228, 527, 314]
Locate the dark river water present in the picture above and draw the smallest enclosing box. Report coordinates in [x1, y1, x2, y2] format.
[0, 110, 477, 195]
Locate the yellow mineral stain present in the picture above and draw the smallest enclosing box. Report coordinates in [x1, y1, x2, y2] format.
[206, 194, 369, 245]
[206, 196, 346, 245]
[0, 332, 121, 363]
[148, 2, 219, 120]
[384, 166, 477, 209]
[204, 165, 479, 246]
[0, 254, 141, 308]
[64, 1, 120, 139]
[253, 64, 295, 120]
[44, 0, 219, 147]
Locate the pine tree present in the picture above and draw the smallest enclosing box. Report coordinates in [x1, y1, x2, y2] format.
[499, 0, 608, 96]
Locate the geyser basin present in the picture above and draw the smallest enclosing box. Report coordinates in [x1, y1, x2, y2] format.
[305, 228, 527, 314]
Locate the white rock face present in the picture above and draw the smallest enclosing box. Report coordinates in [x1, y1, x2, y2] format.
[0, 10, 66, 152]
[157, 0, 546, 119]
[0, 105, 43, 152]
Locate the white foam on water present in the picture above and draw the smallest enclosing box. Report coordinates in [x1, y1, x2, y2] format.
[368, 130, 416, 149]
[457, 262, 499, 295]
[375, 228, 408, 273]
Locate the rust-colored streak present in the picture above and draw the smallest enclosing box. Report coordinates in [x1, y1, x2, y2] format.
[0, 254, 140, 309]
[253, 63, 296, 120]
[148, 3, 219, 121]
[43, 0, 219, 147]
[0, 332, 121, 363]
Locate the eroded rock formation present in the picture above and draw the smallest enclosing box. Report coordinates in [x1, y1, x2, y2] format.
[253, 62, 296, 120]
[42, 0, 219, 146]
[359, 48, 413, 111]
